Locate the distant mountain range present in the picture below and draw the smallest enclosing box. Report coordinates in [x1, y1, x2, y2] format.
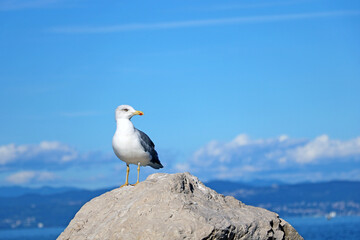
[206, 180, 360, 217]
[0, 186, 80, 198]
[1, 180, 359, 229]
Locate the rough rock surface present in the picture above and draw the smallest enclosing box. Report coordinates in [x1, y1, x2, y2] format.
[58, 172, 303, 240]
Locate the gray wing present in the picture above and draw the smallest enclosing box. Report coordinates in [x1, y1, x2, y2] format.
[136, 129, 163, 169]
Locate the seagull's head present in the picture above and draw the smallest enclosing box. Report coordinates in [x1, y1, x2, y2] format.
[115, 105, 144, 120]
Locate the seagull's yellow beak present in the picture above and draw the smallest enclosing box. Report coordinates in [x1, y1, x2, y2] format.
[133, 110, 144, 116]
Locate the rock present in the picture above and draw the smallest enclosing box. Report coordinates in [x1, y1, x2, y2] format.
[57, 172, 303, 240]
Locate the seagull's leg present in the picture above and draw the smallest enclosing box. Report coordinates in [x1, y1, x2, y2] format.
[120, 164, 130, 188]
[136, 162, 140, 184]
[132, 162, 141, 186]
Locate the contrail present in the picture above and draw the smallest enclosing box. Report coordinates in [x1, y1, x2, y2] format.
[50, 10, 360, 34]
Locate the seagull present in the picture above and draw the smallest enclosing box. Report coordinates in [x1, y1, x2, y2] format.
[112, 105, 163, 187]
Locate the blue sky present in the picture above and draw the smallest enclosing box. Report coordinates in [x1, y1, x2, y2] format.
[1, 0, 360, 188]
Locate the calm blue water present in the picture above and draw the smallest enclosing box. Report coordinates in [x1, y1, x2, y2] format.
[0, 216, 359, 240]
[285, 216, 360, 240]
[0, 227, 64, 240]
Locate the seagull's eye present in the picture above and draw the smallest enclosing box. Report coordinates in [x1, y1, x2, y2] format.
[123, 108, 129, 112]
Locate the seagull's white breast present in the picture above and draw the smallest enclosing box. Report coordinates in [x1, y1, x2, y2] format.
[112, 119, 151, 166]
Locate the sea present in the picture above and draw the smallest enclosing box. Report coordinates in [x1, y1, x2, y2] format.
[0, 216, 359, 240]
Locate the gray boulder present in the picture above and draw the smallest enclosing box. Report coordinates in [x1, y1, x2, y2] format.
[58, 172, 303, 240]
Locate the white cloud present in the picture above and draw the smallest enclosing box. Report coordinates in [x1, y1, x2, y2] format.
[0, 142, 173, 187]
[182, 134, 360, 182]
[50, 10, 360, 34]
[174, 163, 190, 172]
[0, 141, 74, 165]
[0, 141, 114, 170]
[288, 135, 360, 163]
[279, 135, 289, 142]
[2, 135, 360, 186]
[6, 171, 35, 184]
[6, 171, 56, 184]
[231, 134, 251, 146]
[0, 144, 18, 165]
[36, 171, 56, 181]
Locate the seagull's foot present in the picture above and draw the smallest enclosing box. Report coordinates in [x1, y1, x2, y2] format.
[131, 181, 140, 186]
[120, 183, 130, 188]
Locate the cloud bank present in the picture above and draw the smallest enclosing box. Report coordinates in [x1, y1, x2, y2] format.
[0, 141, 113, 171]
[0, 141, 166, 187]
[1, 135, 360, 187]
[176, 134, 360, 182]
[6, 170, 56, 184]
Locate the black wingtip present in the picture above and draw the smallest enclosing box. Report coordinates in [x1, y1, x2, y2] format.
[149, 162, 163, 169]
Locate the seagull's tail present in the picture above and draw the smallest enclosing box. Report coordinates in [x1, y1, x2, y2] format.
[148, 161, 163, 169]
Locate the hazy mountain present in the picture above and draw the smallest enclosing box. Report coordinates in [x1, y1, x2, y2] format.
[0, 186, 79, 198]
[206, 180, 360, 203]
[206, 180, 360, 217]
